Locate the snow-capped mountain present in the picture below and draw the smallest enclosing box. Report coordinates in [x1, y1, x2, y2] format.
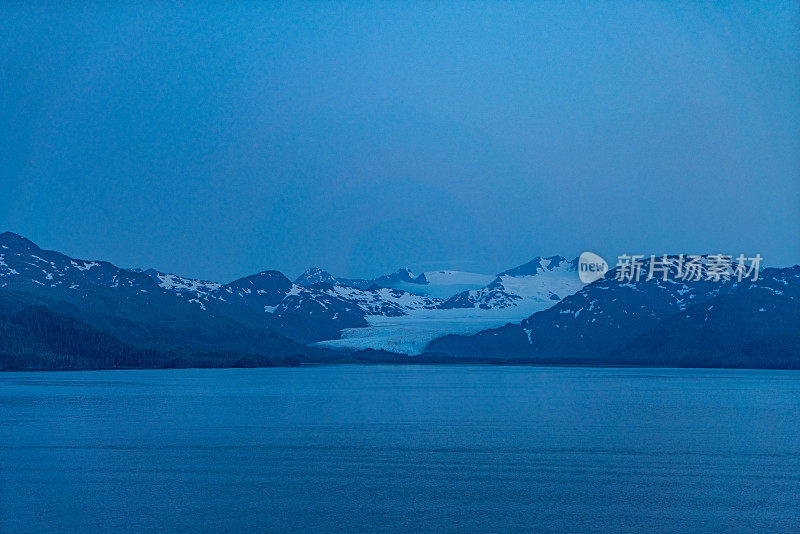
[372, 267, 424, 286]
[366, 268, 494, 298]
[294, 268, 372, 290]
[141, 268, 370, 342]
[293, 258, 583, 328]
[0, 232, 313, 359]
[217, 270, 294, 308]
[296, 266, 496, 299]
[369, 268, 428, 292]
[322, 284, 440, 316]
[440, 256, 582, 312]
[1, 232, 164, 298]
[150, 265, 440, 329]
[294, 266, 497, 316]
[295, 267, 340, 287]
[0, 232, 588, 351]
[135, 268, 222, 302]
[0, 233, 365, 344]
[4, 232, 795, 368]
[314, 256, 587, 355]
[426, 256, 776, 361]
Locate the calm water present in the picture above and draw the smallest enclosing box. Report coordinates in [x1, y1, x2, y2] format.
[1, 366, 799, 533]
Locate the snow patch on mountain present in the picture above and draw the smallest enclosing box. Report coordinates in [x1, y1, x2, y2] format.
[294, 267, 339, 287]
[440, 256, 582, 310]
[294, 268, 373, 290]
[325, 285, 440, 316]
[138, 269, 222, 297]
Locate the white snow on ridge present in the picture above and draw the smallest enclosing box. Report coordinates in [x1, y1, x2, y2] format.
[445, 265, 583, 311]
[328, 285, 439, 314]
[494, 270, 582, 301]
[70, 260, 100, 271]
[154, 272, 221, 295]
[315, 258, 585, 354]
[0, 254, 20, 275]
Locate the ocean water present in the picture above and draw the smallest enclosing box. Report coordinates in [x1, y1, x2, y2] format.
[1, 366, 798, 533]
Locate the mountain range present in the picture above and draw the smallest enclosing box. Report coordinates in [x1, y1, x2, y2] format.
[1, 232, 797, 370]
[427, 258, 800, 369]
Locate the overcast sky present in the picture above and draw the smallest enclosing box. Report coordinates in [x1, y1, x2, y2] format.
[1, 2, 798, 281]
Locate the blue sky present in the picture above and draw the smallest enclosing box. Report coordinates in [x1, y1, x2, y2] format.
[1, 2, 798, 281]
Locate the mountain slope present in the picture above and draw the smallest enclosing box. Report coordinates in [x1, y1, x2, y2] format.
[427, 257, 741, 360]
[439, 256, 582, 312]
[0, 289, 304, 369]
[137, 268, 221, 300]
[427, 259, 798, 368]
[314, 256, 589, 355]
[294, 268, 372, 290]
[0, 233, 321, 354]
[613, 266, 800, 368]
[137, 265, 368, 343]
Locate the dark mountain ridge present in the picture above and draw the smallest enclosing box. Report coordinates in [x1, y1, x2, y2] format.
[3, 233, 796, 370]
[426, 259, 799, 369]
